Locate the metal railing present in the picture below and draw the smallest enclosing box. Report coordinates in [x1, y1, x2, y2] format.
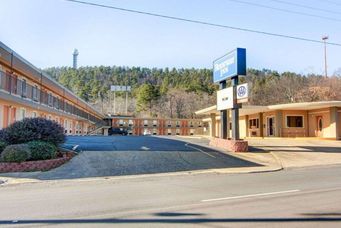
[0, 70, 102, 124]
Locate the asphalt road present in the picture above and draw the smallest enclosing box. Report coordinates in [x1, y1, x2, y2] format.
[0, 165, 341, 227]
[0, 136, 258, 180]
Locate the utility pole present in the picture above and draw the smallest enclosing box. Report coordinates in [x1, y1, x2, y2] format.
[113, 91, 116, 115]
[125, 87, 128, 115]
[108, 90, 112, 115]
[322, 36, 328, 78]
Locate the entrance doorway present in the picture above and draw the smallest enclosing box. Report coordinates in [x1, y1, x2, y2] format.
[267, 117, 275, 136]
[316, 116, 323, 137]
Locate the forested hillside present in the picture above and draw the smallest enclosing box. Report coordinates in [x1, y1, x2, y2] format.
[44, 66, 341, 118]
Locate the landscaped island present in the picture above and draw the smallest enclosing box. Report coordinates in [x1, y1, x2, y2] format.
[0, 118, 74, 172]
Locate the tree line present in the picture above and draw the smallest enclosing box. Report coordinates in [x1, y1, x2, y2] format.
[44, 66, 341, 118]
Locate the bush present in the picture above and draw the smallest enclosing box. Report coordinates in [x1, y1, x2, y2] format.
[2, 118, 65, 146]
[0, 141, 7, 153]
[0, 129, 5, 141]
[28, 141, 57, 161]
[1, 144, 30, 163]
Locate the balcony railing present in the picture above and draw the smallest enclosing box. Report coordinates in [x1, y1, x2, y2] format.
[0, 70, 103, 124]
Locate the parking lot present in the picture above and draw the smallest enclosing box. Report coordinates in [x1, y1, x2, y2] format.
[0, 136, 259, 180]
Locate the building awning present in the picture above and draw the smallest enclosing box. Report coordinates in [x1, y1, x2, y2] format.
[195, 101, 341, 118]
[195, 105, 269, 117]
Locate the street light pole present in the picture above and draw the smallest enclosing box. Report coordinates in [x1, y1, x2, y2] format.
[322, 36, 328, 78]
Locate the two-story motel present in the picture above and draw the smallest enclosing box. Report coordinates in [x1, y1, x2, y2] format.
[107, 116, 206, 136]
[195, 101, 341, 140]
[0, 42, 104, 134]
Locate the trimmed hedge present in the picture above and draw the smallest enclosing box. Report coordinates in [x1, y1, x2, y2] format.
[1, 118, 65, 146]
[0, 141, 7, 153]
[1, 144, 31, 163]
[28, 141, 57, 161]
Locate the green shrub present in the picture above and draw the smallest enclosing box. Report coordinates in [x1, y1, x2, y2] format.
[2, 118, 65, 146]
[1, 144, 30, 163]
[0, 129, 5, 141]
[28, 141, 57, 161]
[0, 141, 7, 153]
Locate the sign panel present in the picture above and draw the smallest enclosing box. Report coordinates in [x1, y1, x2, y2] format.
[236, 83, 248, 100]
[213, 48, 246, 83]
[217, 87, 233, 111]
[110, 85, 118, 91]
[111, 85, 131, 92]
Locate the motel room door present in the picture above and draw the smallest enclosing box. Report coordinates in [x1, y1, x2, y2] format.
[316, 116, 323, 137]
[267, 117, 275, 137]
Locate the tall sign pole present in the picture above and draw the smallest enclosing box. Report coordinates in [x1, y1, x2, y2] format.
[113, 90, 116, 114]
[231, 76, 239, 140]
[125, 89, 128, 115]
[110, 85, 131, 115]
[220, 80, 228, 139]
[214, 48, 246, 141]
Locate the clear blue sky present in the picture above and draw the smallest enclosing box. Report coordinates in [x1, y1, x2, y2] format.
[1, 0, 340, 75]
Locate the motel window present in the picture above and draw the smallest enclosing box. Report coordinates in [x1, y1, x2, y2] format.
[167, 129, 172, 135]
[33, 85, 38, 101]
[286, 116, 303, 128]
[144, 120, 148, 126]
[32, 112, 37, 118]
[128, 119, 133, 126]
[119, 119, 124, 126]
[153, 120, 157, 126]
[190, 122, 193, 127]
[21, 79, 27, 97]
[168, 121, 172, 127]
[19, 108, 26, 120]
[249, 119, 259, 129]
[190, 129, 195, 135]
[176, 129, 180, 135]
[176, 121, 180, 127]
[48, 93, 53, 106]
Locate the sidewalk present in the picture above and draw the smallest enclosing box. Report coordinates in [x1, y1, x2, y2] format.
[180, 136, 341, 170]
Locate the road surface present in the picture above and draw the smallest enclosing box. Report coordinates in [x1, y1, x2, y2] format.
[0, 165, 341, 227]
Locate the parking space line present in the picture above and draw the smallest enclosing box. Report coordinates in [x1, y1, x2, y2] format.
[201, 189, 300, 202]
[72, 145, 79, 151]
[185, 143, 216, 158]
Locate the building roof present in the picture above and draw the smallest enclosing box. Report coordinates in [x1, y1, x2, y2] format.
[268, 101, 341, 111]
[195, 101, 341, 117]
[0, 41, 104, 119]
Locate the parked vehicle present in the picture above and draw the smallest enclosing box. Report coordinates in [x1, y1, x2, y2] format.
[109, 128, 128, 136]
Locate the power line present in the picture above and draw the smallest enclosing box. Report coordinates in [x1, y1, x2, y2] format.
[266, 0, 341, 15]
[64, 0, 341, 47]
[226, 0, 341, 23]
[324, 0, 341, 7]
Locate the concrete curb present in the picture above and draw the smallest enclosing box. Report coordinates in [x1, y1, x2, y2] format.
[0, 164, 284, 186]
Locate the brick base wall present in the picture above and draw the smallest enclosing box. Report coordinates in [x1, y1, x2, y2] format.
[0, 153, 75, 173]
[209, 138, 248, 152]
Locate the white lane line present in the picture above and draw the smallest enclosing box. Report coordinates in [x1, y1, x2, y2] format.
[185, 143, 216, 158]
[201, 189, 300, 202]
[72, 145, 79, 151]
